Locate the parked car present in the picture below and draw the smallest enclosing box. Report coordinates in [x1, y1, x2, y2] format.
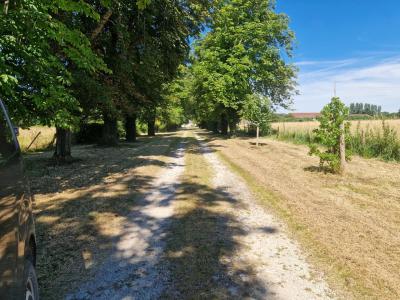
[0, 100, 39, 300]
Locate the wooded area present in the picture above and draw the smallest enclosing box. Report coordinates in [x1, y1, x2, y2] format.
[0, 0, 297, 161]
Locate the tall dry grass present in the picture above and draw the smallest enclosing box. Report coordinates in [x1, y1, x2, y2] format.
[272, 119, 400, 138]
[18, 126, 56, 152]
[272, 119, 400, 161]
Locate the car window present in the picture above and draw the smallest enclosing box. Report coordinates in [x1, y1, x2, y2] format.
[0, 105, 18, 167]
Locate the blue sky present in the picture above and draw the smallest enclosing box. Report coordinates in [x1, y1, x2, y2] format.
[276, 0, 400, 112]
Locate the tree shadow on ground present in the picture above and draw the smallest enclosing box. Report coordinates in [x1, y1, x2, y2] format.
[162, 176, 277, 299]
[28, 132, 278, 299]
[303, 165, 334, 174]
[27, 134, 184, 298]
[25, 134, 182, 195]
[249, 141, 269, 147]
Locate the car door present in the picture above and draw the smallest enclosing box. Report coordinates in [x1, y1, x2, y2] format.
[0, 101, 23, 299]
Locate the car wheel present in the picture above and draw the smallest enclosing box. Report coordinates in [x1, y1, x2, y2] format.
[23, 259, 39, 300]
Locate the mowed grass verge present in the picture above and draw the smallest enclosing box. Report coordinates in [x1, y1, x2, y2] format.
[205, 133, 400, 300]
[163, 136, 245, 298]
[163, 137, 225, 298]
[26, 133, 182, 299]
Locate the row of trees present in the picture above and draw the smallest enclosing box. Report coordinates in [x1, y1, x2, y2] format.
[1, 0, 299, 160]
[1, 0, 211, 160]
[349, 103, 382, 116]
[167, 0, 297, 135]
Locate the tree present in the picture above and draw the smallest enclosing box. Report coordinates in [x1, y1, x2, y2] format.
[349, 103, 355, 114]
[349, 102, 382, 116]
[242, 94, 272, 145]
[1, 0, 211, 157]
[309, 97, 351, 174]
[0, 0, 109, 161]
[72, 0, 211, 142]
[189, 0, 296, 134]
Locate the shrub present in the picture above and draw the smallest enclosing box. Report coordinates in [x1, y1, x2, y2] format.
[309, 97, 351, 173]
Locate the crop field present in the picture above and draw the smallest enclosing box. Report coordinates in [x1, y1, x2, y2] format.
[272, 119, 400, 138]
[272, 119, 400, 161]
[18, 126, 56, 152]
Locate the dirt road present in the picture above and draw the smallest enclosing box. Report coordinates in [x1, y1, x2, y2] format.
[31, 130, 338, 299]
[194, 133, 334, 299]
[54, 130, 333, 299]
[66, 140, 187, 299]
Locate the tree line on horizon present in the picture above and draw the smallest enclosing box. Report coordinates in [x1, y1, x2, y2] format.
[349, 103, 382, 116]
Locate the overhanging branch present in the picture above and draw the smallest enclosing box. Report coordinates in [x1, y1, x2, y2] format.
[91, 9, 113, 41]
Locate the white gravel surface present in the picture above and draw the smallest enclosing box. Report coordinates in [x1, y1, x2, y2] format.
[197, 133, 336, 300]
[65, 132, 335, 299]
[66, 142, 187, 300]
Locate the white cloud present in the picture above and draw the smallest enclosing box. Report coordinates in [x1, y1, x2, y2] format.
[291, 55, 400, 112]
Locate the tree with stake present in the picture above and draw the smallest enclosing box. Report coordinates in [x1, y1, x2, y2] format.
[309, 97, 351, 174]
[242, 94, 272, 146]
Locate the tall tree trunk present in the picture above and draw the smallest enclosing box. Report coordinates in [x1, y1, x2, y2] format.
[228, 108, 238, 135]
[147, 110, 156, 136]
[125, 114, 137, 142]
[54, 128, 72, 162]
[220, 113, 228, 135]
[4, 0, 9, 14]
[228, 120, 237, 135]
[256, 125, 260, 147]
[211, 121, 219, 134]
[101, 115, 119, 145]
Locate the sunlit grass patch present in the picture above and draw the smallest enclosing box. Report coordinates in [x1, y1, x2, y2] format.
[18, 126, 56, 152]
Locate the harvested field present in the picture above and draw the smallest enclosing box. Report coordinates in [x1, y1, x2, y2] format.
[205, 133, 400, 299]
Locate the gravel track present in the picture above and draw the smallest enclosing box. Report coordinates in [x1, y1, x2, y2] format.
[65, 131, 335, 299]
[66, 141, 187, 300]
[196, 133, 335, 300]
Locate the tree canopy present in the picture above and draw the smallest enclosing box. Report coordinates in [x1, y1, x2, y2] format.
[1, 0, 297, 157]
[0, 0, 109, 128]
[180, 0, 297, 133]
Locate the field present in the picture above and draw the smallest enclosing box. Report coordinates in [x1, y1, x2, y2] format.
[18, 126, 56, 152]
[272, 119, 400, 138]
[272, 119, 400, 161]
[209, 134, 400, 299]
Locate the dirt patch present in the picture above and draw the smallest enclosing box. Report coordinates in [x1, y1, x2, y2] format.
[205, 132, 400, 299]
